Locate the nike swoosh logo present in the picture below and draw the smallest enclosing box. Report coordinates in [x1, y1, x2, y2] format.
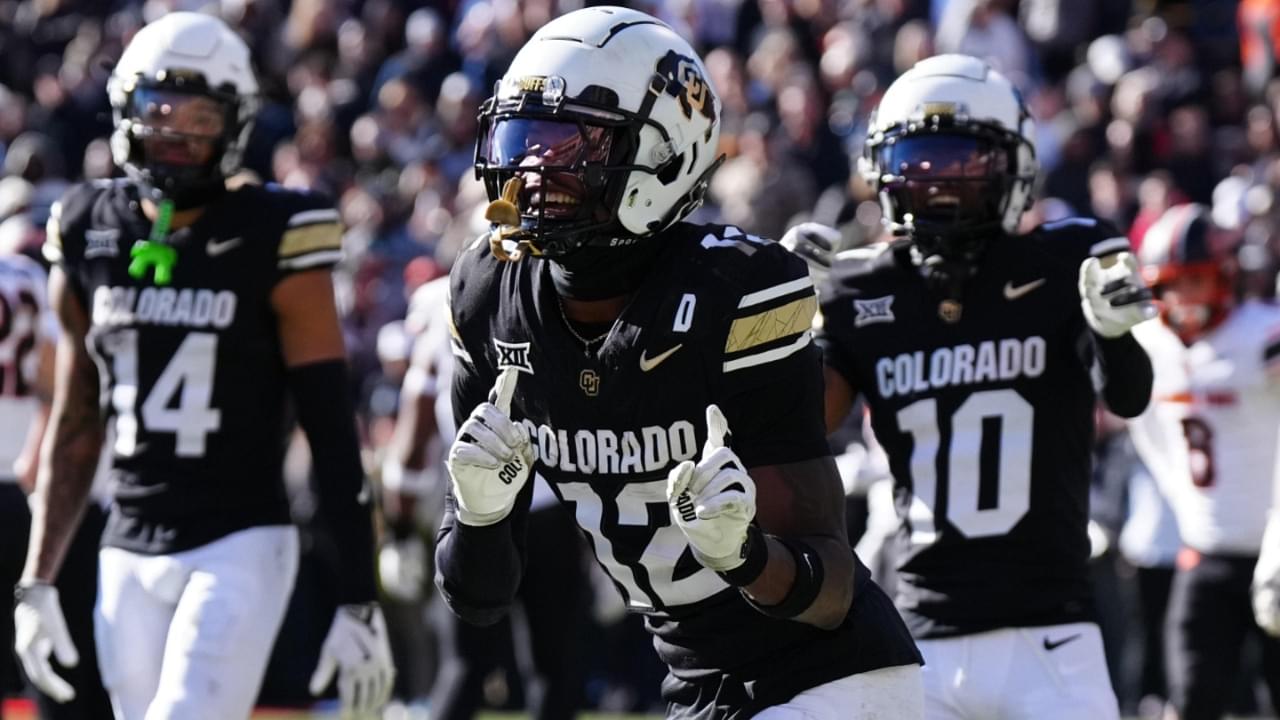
[206, 237, 243, 256]
[1043, 633, 1082, 651]
[1004, 278, 1046, 300]
[639, 344, 683, 372]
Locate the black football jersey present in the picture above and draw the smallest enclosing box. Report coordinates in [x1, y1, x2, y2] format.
[818, 218, 1134, 639]
[46, 179, 344, 554]
[447, 223, 921, 718]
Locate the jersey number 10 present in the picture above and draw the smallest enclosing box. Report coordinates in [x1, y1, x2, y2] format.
[895, 389, 1033, 545]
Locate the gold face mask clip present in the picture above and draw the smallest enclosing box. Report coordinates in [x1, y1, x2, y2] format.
[485, 177, 537, 261]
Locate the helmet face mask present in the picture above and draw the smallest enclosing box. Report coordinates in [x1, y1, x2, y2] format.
[874, 129, 1017, 259]
[475, 92, 652, 256]
[1150, 265, 1230, 342]
[116, 81, 239, 198]
[108, 13, 259, 207]
[474, 8, 722, 259]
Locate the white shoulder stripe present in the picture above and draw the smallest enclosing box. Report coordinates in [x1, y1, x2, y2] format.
[722, 332, 812, 372]
[450, 338, 473, 364]
[288, 208, 341, 227]
[1090, 236, 1131, 256]
[278, 249, 343, 270]
[737, 276, 813, 308]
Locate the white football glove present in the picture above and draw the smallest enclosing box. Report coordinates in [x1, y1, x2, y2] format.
[780, 222, 843, 285]
[1079, 251, 1157, 338]
[446, 367, 533, 526]
[309, 603, 396, 717]
[1253, 517, 1280, 637]
[378, 537, 427, 603]
[667, 405, 757, 572]
[13, 582, 78, 703]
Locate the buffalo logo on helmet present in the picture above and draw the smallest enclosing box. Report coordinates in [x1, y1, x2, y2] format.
[655, 51, 715, 130]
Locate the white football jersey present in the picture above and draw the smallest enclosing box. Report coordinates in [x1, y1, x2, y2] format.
[1128, 301, 1280, 554]
[0, 254, 55, 477]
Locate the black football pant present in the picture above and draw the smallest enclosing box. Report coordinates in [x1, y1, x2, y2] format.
[0, 483, 112, 719]
[1136, 565, 1174, 703]
[430, 503, 589, 720]
[1165, 551, 1280, 720]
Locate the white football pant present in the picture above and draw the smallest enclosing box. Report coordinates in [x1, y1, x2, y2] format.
[918, 622, 1119, 720]
[754, 663, 924, 719]
[94, 525, 299, 720]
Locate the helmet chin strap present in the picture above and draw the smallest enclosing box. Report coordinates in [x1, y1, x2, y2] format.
[909, 226, 988, 304]
[920, 253, 977, 302]
[549, 237, 663, 301]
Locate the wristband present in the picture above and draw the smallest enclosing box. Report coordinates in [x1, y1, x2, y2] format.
[716, 524, 769, 587]
[743, 536, 825, 620]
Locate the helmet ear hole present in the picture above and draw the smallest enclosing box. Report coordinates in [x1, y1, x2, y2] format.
[656, 153, 684, 185]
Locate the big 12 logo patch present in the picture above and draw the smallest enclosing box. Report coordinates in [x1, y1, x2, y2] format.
[655, 51, 716, 131]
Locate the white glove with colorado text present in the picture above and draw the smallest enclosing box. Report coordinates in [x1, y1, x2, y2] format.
[309, 603, 396, 717]
[446, 368, 532, 526]
[667, 405, 757, 572]
[1079, 251, 1156, 338]
[13, 582, 78, 703]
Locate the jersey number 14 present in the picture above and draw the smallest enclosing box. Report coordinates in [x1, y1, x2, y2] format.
[98, 330, 221, 457]
[896, 389, 1033, 545]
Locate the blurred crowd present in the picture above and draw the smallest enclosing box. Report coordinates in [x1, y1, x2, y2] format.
[1, 0, 1279, 717]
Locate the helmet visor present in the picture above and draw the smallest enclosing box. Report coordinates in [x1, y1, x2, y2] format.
[483, 117, 615, 168]
[127, 88, 229, 166]
[877, 134, 1009, 226]
[482, 117, 619, 220]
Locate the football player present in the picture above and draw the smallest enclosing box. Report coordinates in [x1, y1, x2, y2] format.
[437, 7, 924, 719]
[0, 249, 113, 719]
[1127, 204, 1280, 720]
[12, 13, 393, 720]
[807, 55, 1156, 719]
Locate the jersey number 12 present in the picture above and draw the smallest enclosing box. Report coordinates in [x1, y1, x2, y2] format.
[896, 389, 1033, 545]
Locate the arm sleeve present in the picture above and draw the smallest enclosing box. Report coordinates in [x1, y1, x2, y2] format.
[1094, 332, 1154, 417]
[717, 246, 830, 467]
[286, 360, 378, 604]
[1064, 221, 1154, 417]
[432, 268, 530, 625]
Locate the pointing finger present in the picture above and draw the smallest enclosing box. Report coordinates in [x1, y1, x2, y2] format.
[704, 404, 731, 454]
[488, 367, 520, 415]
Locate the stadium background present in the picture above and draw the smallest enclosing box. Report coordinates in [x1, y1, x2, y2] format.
[0, 0, 1277, 717]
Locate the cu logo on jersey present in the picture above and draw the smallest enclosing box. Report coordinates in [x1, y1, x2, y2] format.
[579, 369, 600, 397]
[494, 339, 534, 374]
[655, 51, 716, 129]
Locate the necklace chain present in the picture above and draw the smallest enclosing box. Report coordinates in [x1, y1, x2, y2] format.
[555, 295, 614, 354]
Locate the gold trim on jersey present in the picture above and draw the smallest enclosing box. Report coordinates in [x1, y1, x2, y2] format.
[278, 222, 342, 259]
[724, 294, 817, 354]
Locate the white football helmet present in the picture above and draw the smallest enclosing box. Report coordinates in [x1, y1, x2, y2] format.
[474, 6, 722, 257]
[108, 12, 259, 205]
[861, 54, 1036, 259]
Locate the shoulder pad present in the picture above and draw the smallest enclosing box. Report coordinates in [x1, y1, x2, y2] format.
[246, 186, 344, 272]
[43, 182, 113, 268]
[698, 228, 817, 374]
[447, 234, 503, 342]
[1033, 216, 1131, 261]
